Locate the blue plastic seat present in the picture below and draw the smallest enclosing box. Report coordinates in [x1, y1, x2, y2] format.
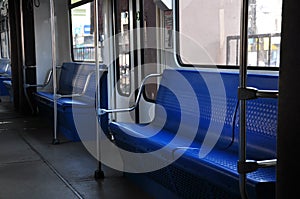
[34, 62, 108, 141]
[109, 69, 278, 199]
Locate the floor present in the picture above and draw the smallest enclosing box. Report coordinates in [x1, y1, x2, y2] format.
[0, 101, 154, 199]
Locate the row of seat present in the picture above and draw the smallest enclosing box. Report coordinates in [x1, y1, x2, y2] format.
[34, 62, 108, 141]
[33, 63, 278, 198]
[109, 69, 278, 199]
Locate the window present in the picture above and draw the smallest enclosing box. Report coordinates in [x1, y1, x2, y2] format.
[115, 0, 159, 98]
[141, 0, 158, 101]
[69, 0, 104, 62]
[0, 0, 9, 59]
[177, 0, 282, 68]
[115, 0, 130, 96]
[246, 0, 282, 67]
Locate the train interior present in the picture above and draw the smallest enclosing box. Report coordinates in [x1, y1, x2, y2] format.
[1, 0, 300, 198]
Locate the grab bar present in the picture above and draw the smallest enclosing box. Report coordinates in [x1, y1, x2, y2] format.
[238, 159, 277, 174]
[98, 73, 162, 115]
[25, 69, 53, 88]
[238, 87, 278, 100]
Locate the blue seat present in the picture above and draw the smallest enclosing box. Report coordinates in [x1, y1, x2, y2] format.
[0, 58, 10, 75]
[0, 77, 11, 97]
[34, 62, 108, 141]
[0, 59, 11, 98]
[109, 69, 278, 199]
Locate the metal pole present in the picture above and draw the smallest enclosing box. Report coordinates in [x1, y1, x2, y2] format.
[20, 0, 35, 114]
[239, 0, 249, 199]
[268, 35, 272, 66]
[94, 0, 104, 179]
[50, 0, 59, 145]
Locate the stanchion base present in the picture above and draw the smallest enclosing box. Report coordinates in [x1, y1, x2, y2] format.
[52, 138, 60, 145]
[94, 169, 105, 180]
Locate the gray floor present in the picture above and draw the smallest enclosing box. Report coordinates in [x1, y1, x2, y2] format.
[0, 102, 154, 199]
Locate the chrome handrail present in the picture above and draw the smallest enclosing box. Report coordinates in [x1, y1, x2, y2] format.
[25, 68, 53, 88]
[98, 73, 162, 115]
[257, 159, 277, 168]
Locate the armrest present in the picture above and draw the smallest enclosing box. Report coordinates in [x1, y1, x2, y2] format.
[98, 73, 162, 115]
[25, 66, 62, 88]
[3, 63, 9, 73]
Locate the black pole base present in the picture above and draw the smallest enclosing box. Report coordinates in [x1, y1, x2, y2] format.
[94, 169, 105, 180]
[52, 138, 60, 145]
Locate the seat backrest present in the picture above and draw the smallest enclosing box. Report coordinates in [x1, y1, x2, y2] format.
[0, 59, 10, 75]
[152, 69, 239, 149]
[57, 62, 109, 105]
[152, 69, 278, 158]
[57, 62, 96, 97]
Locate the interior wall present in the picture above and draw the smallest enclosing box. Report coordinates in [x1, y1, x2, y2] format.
[55, 0, 71, 64]
[34, 0, 51, 87]
[34, 0, 70, 88]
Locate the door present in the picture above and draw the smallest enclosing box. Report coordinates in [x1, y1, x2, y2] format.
[112, 0, 164, 123]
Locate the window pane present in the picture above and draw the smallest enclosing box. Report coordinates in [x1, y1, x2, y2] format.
[1, 32, 9, 58]
[70, 1, 104, 62]
[71, 2, 95, 61]
[247, 0, 282, 67]
[115, 0, 130, 96]
[179, 0, 241, 66]
[142, 0, 158, 101]
[0, 8, 9, 59]
[178, 0, 282, 68]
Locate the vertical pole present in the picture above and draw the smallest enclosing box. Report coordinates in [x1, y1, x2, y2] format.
[268, 34, 272, 66]
[256, 37, 259, 66]
[236, 38, 239, 65]
[94, 0, 104, 179]
[20, 0, 35, 114]
[50, 0, 59, 145]
[239, 0, 249, 199]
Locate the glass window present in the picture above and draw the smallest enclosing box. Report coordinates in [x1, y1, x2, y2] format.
[0, 1, 9, 59]
[142, 0, 158, 101]
[0, 32, 9, 58]
[247, 0, 282, 67]
[115, 0, 130, 96]
[70, 0, 104, 62]
[177, 0, 282, 68]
